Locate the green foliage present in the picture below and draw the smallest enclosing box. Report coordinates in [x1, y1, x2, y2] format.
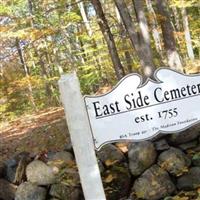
[0, 0, 200, 122]
[170, 0, 199, 8]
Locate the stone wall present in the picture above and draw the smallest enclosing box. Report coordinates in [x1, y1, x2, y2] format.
[1, 125, 200, 200]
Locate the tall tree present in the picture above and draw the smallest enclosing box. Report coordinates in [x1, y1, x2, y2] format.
[133, 0, 155, 67]
[172, 6, 181, 32]
[114, 0, 156, 79]
[181, 4, 195, 60]
[115, 7, 133, 73]
[76, 0, 93, 37]
[91, 0, 125, 80]
[145, 0, 163, 56]
[156, 0, 183, 72]
[134, 0, 151, 49]
[76, 1, 104, 82]
[15, 38, 37, 110]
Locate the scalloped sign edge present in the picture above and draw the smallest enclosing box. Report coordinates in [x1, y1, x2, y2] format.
[84, 67, 200, 150]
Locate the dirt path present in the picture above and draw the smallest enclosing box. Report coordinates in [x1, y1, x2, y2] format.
[0, 107, 69, 162]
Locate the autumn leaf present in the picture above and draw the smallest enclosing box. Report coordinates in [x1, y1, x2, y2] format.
[104, 174, 115, 183]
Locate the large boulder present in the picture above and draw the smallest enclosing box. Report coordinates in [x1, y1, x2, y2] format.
[49, 183, 82, 200]
[4, 152, 30, 184]
[0, 179, 17, 200]
[63, 140, 73, 153]
[158, 147, 191, 176]
[97, 144, 125, 166]
[128, 141, 157, 176]
[192, 152, 200, 166]
[15, 182, 47, 200]
[47, 151, 73, 163]
[56, 168, 80, 187]
[5, 158, 17, 182]
[26, 160, 56, 185]
[47, 151, 74, 170]
[0, 162, 5, 178]
[177, 167, 200, 190]
[167, 125, 200, 145]
[178, 140, 198, 150]
[98, 159, 105, 173]
[103, 163, 131, 200]
[49, 198, 60, 200]
[154, 139, 170, 151]
[132, 165, 175, 200]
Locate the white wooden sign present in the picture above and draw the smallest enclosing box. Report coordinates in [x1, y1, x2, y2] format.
[84, 68, 200, 150]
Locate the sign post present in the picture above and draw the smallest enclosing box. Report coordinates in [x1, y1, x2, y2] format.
[58, 73, 106, 200]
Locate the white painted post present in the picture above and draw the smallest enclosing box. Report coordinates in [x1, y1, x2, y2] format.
[58, 73, 106, 200]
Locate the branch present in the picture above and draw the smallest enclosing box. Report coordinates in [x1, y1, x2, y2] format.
[45, 0, 88, 14]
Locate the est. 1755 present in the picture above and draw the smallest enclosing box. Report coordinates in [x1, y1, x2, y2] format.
[134, 108, 178, 123]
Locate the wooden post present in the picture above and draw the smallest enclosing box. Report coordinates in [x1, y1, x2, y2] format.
[58, 73, 106, 200]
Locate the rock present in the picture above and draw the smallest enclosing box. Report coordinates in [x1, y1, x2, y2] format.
[115, 143, 129, 153]
[158, 147, 191, 176]
[0, 163, 5, 178]
[47, 151, 73, 163]
[164, 191, 198, 200]
[26, 160, 56, 185]
[97, 144, 125, 166]
[154, 139, 170, 151]
[47, 151, 74, 169]
[15, 182, 47, 200]
[98, 159, 105, 173]
[15, 155, 31, 185]
[47, 151, 76, 178]
[177, 167, 200, 190]
[103, 162, 131, 200]
[56, 168, 80, 187]
[168, 125, 200, 145]
[178, 140, 198, 150]
[132, 165, 175, 200]
[191, 145, 200, 152]
[64, 140, 73, 153]
[49, 183, 81, 200]
[151, 134, 167, 142]
[4, 158, 16, 182]
[4, 152, 30, 184]
[128, 141, 157, 176]
[192, 152, 200, 166]
[0, 179, 17, 200]
[163, 197, 173, 200]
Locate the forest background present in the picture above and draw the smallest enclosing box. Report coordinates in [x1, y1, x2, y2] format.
[0, 0, 200, 125]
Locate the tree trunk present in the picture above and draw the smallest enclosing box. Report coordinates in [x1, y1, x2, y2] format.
[114, 0, 156, 79]
[91, 0, 125, 80]
[134, 0, 151, 47]
[76, 0, 93, 37]
[27, 0, 35, 27]
[172, 6, 181, 32]
[145, 0, 163, 56]
[133, 0, 155, 71]
[77, 1, 104, 81]
[115, 7, 134, 73]
[181, 6, 195, 60]
[156, 0, 183, 72]
[15, 38, 37, 110]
